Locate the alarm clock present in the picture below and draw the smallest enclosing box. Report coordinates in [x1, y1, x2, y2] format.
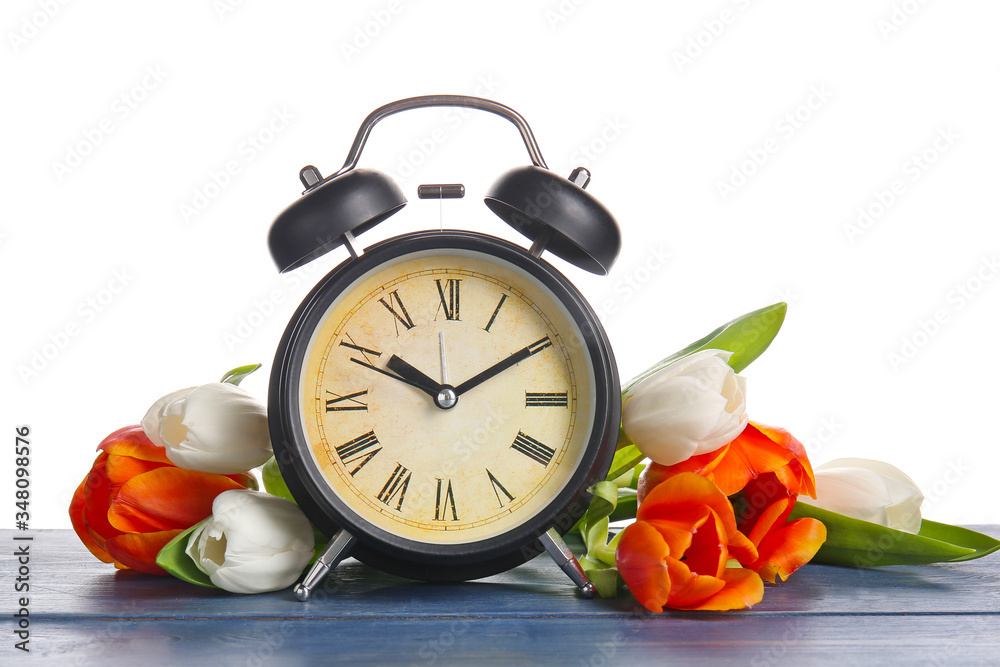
[266, 95, 622, 600]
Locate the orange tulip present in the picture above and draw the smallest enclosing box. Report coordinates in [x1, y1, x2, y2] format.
[615, 472, 764, 612]
[69, 425, 255, 575]
[638, 422, 826, 583]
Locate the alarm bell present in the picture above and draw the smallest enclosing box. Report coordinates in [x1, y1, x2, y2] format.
[267, 95, 622, 275]
[268, 167, 406, 272]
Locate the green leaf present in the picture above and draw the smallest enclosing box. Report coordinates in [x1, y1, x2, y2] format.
[155, 519, 218, 588]
[583, 481, 619, 566]
[573, 481, 626, 597]
[789, 502, 993, 567]
[915, 519, 1000, 562]
[580, 557, 621, 599]
[606, 441, 645, 482]
[262, 457, 296, 503]
[607, 489, 638, 524]
[611, 462, 644, 490]
[220, 363, 262, 386]
[573, 489, 637, 532]
[565, 534, 621, 597]
[622, 302, 787, 394]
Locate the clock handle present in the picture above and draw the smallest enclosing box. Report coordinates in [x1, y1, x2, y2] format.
[331, 95, 549, 178]
[539, 528, 596, 599]
[294, 528, 357, 602]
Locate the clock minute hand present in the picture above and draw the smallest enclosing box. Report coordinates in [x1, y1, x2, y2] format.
[454, 336, 553, 397]
[385, 355, 443, 398]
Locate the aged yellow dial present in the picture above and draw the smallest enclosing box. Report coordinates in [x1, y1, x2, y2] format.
[300, 249, 595, 545]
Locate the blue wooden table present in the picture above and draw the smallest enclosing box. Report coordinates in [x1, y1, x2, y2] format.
[5, 528, 999, 665]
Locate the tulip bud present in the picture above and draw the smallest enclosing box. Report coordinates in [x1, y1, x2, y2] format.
[797, 458, 924, 533]
[622, 349, 748, 466]
[142, 382, 272, 474]
[68, 425, 255, 575]
[186, 489, 315, 594]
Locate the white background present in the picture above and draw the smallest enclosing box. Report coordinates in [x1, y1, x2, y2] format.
[3, 1, 998, 529]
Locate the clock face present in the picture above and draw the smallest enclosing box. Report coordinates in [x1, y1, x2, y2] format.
[297, 246, 597, 546]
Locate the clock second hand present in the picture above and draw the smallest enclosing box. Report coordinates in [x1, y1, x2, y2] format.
[439, 331, 449, 385]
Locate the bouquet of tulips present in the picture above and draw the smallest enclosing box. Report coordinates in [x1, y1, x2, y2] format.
[69, 305, 1000, 605]
[573, 303, 999, 611]
[69, 365, 317, 593]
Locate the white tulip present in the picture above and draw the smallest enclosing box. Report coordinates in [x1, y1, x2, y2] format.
[186, 489, 315, 594]
[797, 458, 924, 533]
[142, 382, 272, 474]
[622, 349, 748, 466]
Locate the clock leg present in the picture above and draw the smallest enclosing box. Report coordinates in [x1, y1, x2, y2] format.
[294, 529, 357, 602]
[539, 528, 596, 599]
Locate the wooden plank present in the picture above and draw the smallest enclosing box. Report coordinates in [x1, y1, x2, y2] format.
[13, 529, 1000, 618]
[24, 616, 1000, 666]
[5, 528, 1000, 665]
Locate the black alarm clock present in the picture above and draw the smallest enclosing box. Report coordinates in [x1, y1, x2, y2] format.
[266, 95, 622, 600]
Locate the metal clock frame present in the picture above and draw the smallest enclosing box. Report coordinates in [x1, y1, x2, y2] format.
[269, 230, 620, 587]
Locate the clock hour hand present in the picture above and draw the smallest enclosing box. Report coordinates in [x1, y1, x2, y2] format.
[350, 357, 429, 394]
[385, 355, 443, 398]
[454, 336, 553, 397]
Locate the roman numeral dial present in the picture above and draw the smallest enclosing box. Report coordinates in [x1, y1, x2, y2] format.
[333, 431, 382, 476]
[326, 390, 368, 412]
[304, 253, 593, 546]
[379, 290, 415, 334]
[377, 463, 411, 511]
[510, 431, 557, 466]
[525, 392, 568, 407]
[487, 469, 515, 508]
[434, 479, 459, 521]
[435, 279, 461, 321]
[484, 294, 507, 332]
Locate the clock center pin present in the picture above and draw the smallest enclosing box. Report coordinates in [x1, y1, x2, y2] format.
[434, 386, 459, 410]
